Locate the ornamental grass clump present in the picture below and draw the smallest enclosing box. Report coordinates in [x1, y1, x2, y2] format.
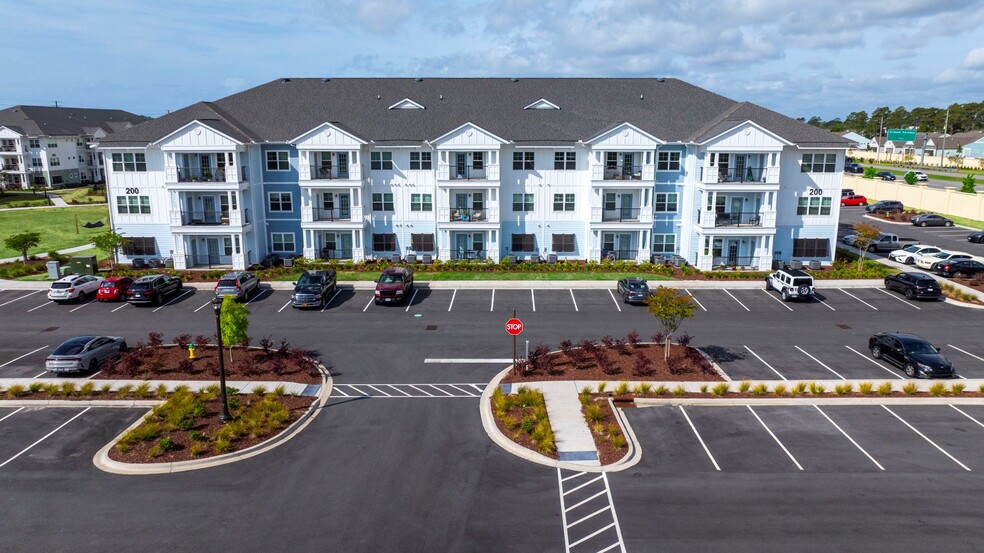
[6, 384, 26, 397]
[951, 383, 966, 394]
[737, 381, 751, 393]
[750, 383, 768, 396]
[834, 383, 854, 395]
[858, 382, 874, 395]
[711, 382, 730, 396]
[672, 385, 686, 396]
[808, 382, 826, 395]
[877, 382, 893, 396]
[634, 383, 654, 395]
[902, 382, 919, 395]
[772, 383, 787, 397]
[29, 382, 44, 393]
[614, 382, 630, 396]
[60, 381, 78, 396]
[928, 382, 947, 397]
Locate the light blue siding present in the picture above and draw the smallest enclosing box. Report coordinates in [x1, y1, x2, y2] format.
[260, 145, 298, 183]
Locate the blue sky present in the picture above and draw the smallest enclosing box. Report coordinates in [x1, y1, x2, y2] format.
[2, 0, 982, 121]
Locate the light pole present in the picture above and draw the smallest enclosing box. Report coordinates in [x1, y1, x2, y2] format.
[211, 297, 232, 422]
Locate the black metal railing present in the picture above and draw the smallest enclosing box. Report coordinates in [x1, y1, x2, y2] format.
[601, 249, 638, 261]
[448, 207, 487, 222]
[1, 165, 19, 171]
[451, 249, 487, 260]
[308, 165, 350, 180]
[710, 256, 764, 269]
[602, 208, 641, 222]
[177, 167, 226, 182]
[713, 211, 763, 227]
[184, 254, 232, 268]
[711, 167, 766, 183]
[604, 165, 642, 180]
[450, 165, 487, 180]
[178, 209, 248, 225]
[313, 207, 353, 221]
[319, 248, 353, 260]
[0, 145, 16, 152]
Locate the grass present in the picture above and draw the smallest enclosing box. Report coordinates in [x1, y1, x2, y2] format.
[0, 205, 109, 259]
[57, 186, 108, 205]
[0, 191, 54, 208]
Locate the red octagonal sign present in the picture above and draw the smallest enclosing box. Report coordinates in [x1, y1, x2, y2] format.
[505, 318, 524, 336]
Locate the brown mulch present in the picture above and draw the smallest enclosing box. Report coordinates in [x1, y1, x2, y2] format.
[583, 397, 629, 466]
[100, 344, 321, 384]
[107, 394, 315, 464]
[502, 343, 723, 384]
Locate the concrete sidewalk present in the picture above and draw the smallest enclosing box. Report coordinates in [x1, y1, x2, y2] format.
[0, 378, 319, 397]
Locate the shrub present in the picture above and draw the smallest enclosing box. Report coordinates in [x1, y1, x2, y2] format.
[951, 383, 966, 394]
[6, 384, 26, 397]
[928, 382, 947, 396]
[632, 352, 652, 376]
[155, 383, 169, 397]
[252, 384, 268, 397]
[278, 338, 290, 356]
[172, 334, 192, 348]
[584, 403, 606, 424]
[158, 436, 176, 452]
[147, 332, 164, 347]
[134, 383, 152, 398]
[711, 382, 730, 396]
[559, 340, 574, 357]
[737, 380, 751, 393]
[877, 382, 893, 396]
[654, 384, 668, 396]
[672, 385, 686, 396]
[808, 382, 826, 395]
[834, 383, 853, 395]
[273, 384, 287, 396]
[750, 383, 768, 396]
[675, 333, 693, 349]
[29, 381, 44, 393]
[214, 438, 232, 453]
[614, 382, 630, 396]
[901, 382, 918, 395]
[194, 335, 210, 349]
[626, 330, 640, 347]
[79, 381, 96, 396]
[651, 332, 665, 345]
[699, 384, 708, 394]
[60, 381, 78, 396]
[597, 381, 608, 393]
[771, 383, 787, 397]
[597, 354, 620, 375]
[611, 434, 627, 449]
[190, 442, 208, 457]
[117, 383, 135, 397]
[613, 339, 630, 356]
[858, 382, 874, 395]
[45, 383, 61, 396]
[634, 382, 653, 395]
[601, 335, 614, 348]
[791, 382, 808, 395]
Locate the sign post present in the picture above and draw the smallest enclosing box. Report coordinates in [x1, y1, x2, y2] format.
[505, 309, 524, 369]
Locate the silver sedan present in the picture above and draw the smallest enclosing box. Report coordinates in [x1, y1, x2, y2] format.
[45, 336, 127, 374]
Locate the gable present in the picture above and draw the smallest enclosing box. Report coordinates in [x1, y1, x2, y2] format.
[0, 126, 23, 139]
[524, 98, 560, 110]
[389, 98, 425, 110]
[291, 122, 366, 148]
[431, 122, 508, 148]
[703, 121, 789, 151]
[587, 123, 662, 149]
[155, 121, 241, 150]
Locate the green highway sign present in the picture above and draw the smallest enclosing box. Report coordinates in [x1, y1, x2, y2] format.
[886, 129, 917, 142]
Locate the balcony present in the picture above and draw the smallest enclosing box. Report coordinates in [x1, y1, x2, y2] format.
[308, 165, 350, 181]
[447, 207, 487, 222]
[437, 163, 499, 182]
[170, 209, 249, 227]
[1, 164, 20, 171]
[604, 165, 642, 180]
[601, 208, 641, 222]
[177, 167, 226, 183]
[0, 145, 17, 152]
[313, 207, 356, 222]
[450, 249, 488, 260]
[166, 165, 246, 185]
[698, 210, 776, 228]
[318, 247, 354, 260]
[705, 256, 769, 271]
[700, 166, 779, 185]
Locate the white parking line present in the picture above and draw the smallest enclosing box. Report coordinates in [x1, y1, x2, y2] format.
[947, 344, 984, 363]
[530, 289, 536, 312]
[111, 302, 131, 313]
[607, 289, 622, 312]
[684, 289, 706, 312]
[424, 358, 513, 363]
[331, 387, 351, 397]
[679, 406, 720, 471]
[839, 288, 878, 310]
[747, 405, 803, 470]
[0, 345, 50, 368]
[0, 407, 24, 423]
[32, 371, 47, 379]
[384, 385, 413, 397]
[0, 408, 91, 470]
[569, 289, 579, 312]
[366, 384, 392, 396]
[813, 405, 885, 470]
[490, 289, 495, 312]
[874, 287, 921, 310]
[723, 289, 750, 311]
[404, 289, 419, 312]
[815, 297, 836, 311]
[0, 290, 42, 309]
[194, 299, 214, 312]
[321, 290, 341, 312]
[743, 345, 786, 380]
[950, 405, 984, 430]
[844, 345, 904, 379]
[245, 288, 270, 305]
[278, 300, 292, 313]
[27, 301, 53, 312]
[152, 289, 194, 312]
[882, 405, 971, 471]
[760, 289, 793, 311]
[68, 300, 93, 313]
[794, 345, 846, 380]
[408, 384, 435, 396]
[447, 289, 457, 312]
[362, 297, 374, 312]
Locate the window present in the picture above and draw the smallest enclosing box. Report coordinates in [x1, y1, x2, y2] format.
[552, 193, 575, 211]
[553, 151, 575, 170]
[512, 193, 534, 212]
[271, 232, 296, 252]
[268, 192, 293, 212]
[29, 139, 40, 149]
[800, 153, 836, 173]
[652, 234, 676, 253]
[370, 151, 393, 170]
[552, 234, 575, 253]
[266, 151, 290, 171]
[657, 151, 681, 171]
[512, 151, 534, 170]
[409, 152, 432, 170]
[472, 152, 484, 169]
[372, 233, 397, 251]
[410, 193, 432, 212]
[512, 233, 535, 252]
[116, 195, 151, 215]
[49, 156, 60, 167]
[48, 140, 58, 148]
[793, 238, 830, 257]
[52, 176, 64, 185]
[653, 193, 678, 212]
[122, 237, 156, 256]
[372, 193, 394, 211]
[796, 196, 832, 216]
[411, 233, 434, 251]
[32, 157, 42, 167]
[111, 152, 146, 172]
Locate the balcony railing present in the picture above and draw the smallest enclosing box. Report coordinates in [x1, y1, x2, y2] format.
[450, 165, 488, 180]
[602, 208, 641, 222]
[698, 209, 775, 228]
[313, 207, 353, 222]
[185, 254, 233, 268]
[604, 165, 642, 180]
[600, 249, 639, 261]
[308, 165, 350, 180]
[700, 166, 779, 184]
[319, 247, 353, 260]
[708, 256, 766, 270]
[177, 167, 226, 183]
[176, 209, 249, 226]
[448, 207, 487, 222]
[0, 145, 17, 152]
[1, 164, 19, 171]
[451, 249, 487, 260]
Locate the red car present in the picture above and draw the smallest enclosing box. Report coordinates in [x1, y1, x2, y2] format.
[841, 194, 868, 207]
[96, 276, 134, 302]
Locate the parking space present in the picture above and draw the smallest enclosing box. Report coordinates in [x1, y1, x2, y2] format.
[711, 342, 924, 381]
[0, 345, 52, 379]
[628, 404, 984, 474]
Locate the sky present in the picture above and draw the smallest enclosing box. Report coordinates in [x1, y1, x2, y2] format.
[1, 0, 982, 121]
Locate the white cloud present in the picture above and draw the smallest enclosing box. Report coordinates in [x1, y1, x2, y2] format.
[963, 47, 984, 69]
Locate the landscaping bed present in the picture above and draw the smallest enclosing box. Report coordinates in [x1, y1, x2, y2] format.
[490, 386, 557, 459]
[940, 281, 984, 304]
[578, 379, 984, 399]
[579, 391, 628, 465]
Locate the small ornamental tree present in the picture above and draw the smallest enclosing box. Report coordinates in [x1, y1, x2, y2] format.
[91, 230, 127, 270]
[961, 173, 977, 194]
[644, 286, 696, 361]
[219, 295, 250, 362]
[850, 221, 882, 270]
[904, 171, 918, 185]
[863, 166, 877, 179]
[4, 231, 42, 264]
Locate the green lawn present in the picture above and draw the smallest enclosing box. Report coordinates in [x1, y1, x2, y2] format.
[274, 271, 677, 282]
[58, 186, 108, 204]
[0, 205, 110, 259]
[0, 191, 53, 208]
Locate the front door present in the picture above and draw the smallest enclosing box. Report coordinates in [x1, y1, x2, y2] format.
[336, 153, 348, 178]
[618, 233, 632, 258]
[734, 154, 747, 181]
[622, 153, 634, 178]
[338, 194, 350, 219]
[337, 233, 352, 258]
[620, 193, 634, 220]
[472, 233, 485, 258]
[730, 197, 743, 224]
[202, 196, 217, 224]
[205, 237, 220, 264]
[727, 240, 739, 266]
[717, 153, 730, 180]
[455, 233, 470, 258]
[199, 154, 212, 180]
[455, 153, 467, 178]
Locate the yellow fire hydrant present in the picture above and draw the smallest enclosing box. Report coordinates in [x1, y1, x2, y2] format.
[188, 343, 196, 359]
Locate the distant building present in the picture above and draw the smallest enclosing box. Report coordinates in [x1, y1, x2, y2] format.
[0, 106, 148, 189]
[915, 132, 984, 158]
[839, 131, 871, 150]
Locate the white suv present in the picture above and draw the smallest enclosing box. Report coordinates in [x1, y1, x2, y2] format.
[47, 274, 104, 303]
[766, 268, 816, 302]
[888, 245, 942, 265]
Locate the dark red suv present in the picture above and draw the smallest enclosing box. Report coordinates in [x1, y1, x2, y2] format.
[374, 267, 414, 305]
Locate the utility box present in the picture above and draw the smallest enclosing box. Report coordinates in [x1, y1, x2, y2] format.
[68, 255, 98, 276]
[45, 260, 61, 279]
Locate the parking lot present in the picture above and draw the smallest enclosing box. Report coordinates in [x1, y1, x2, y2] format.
[840, 205, 984, 255]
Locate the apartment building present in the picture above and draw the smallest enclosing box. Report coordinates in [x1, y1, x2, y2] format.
[96, 78, 849, 271]
[0, 105, 147, 189]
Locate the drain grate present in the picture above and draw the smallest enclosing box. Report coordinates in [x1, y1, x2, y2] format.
[426, 325, 438, 331]
[42, 326, 59, 332]
[836, 323, 851, 329]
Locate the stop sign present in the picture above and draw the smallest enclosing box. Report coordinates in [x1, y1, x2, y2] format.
[505, 317, 524, 336]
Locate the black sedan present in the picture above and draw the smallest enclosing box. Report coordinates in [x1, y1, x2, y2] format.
[869, 332, 955, 378]
[876, 171, 896, 181]
[883, 272, 941, 300]
[910, 213, 954, 227]
[616, 277, 650, 304]
[934, 258, 984, 278]
[968, 231, 984, 244]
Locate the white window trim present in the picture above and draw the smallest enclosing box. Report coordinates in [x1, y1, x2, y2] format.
[268, 191, 293, 212]
[270, 232, 296, 253]
[266, 150, 291, 172]
[653, 192, 679, 212]
[656, 151, 681, 171]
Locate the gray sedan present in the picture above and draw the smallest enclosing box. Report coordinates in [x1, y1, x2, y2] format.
[45, 336, 127, 374]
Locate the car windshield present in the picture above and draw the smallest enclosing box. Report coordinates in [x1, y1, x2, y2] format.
[298, 275, 323, 286]
[626, 282, 646, 290]
[380, 274, 403, 284]
[217, 279, 238, 288]
[906, 342, 937, 355]
[933, 252, 951, 259]
[53, 339, 90, 355]
[903, 246, 920, 253]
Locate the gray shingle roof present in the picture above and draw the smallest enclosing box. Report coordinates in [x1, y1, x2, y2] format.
[98, 78, 849, 148]
[0, 105, 148, 137]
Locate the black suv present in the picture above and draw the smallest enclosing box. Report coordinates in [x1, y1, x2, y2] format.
[125, 275, 183, 306]
[865, 200, 904, 214]
[291, 270, 337, 309]
[765, 268, 815, 302]
[845, 163, 864, 174]
[374, 267, 414, 305]
[869, 332, 955, 378]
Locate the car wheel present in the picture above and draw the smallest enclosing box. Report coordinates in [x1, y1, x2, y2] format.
[88, 359, 98, 373]
[860, 201, 867, 206]
[867, 245, 876, 252]
[154, 294, 162, 306]
[765, 277, 772, 291]
[920, 222, 927, 227]
[781, 288, 790, 302]
[374, 299, 380, 306]
[872, 345, 882, 359]
[904, 256, 914, 265]
[904, 289, 914, 300]
[840, 202, 846, 207]
[944, 221, 953, 227]
[905, 364, 917, 378]
[884, 280, 893, 291]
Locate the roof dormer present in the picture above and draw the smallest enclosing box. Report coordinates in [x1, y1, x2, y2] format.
[524, 98, 560, 110]
[389, 98, 425, 110]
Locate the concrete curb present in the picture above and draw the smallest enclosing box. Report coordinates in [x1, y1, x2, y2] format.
[0, 399, 161, 408]
[600, 396, 642, 473]
[634, 396, 984, 407]
[91, 361, 333, 475]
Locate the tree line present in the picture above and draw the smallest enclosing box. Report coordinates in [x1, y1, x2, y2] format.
[799, 101, 984, 136]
